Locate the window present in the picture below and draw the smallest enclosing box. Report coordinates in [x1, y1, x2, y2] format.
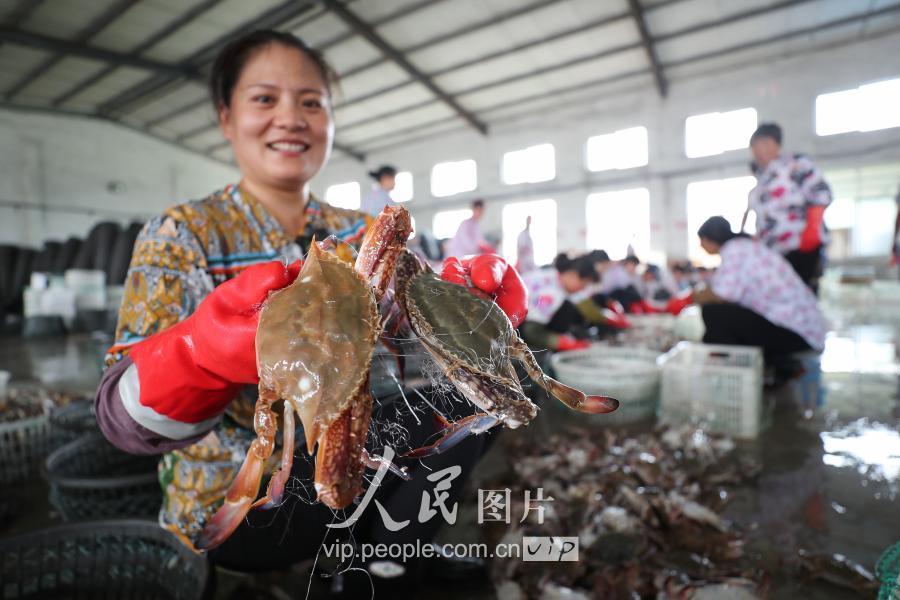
[390, 171, 414, 202]
[432, 209, 472, 239]
[686, 176, 757, 264]
[586, 188, 650, 260]
[816, 77, 900, 136]
[324, 181, 360, 210]
[586, 126, 648, 171]
[501, 143, 555, 184]
[431, 159, 477, 197]
[685, 108, 757, 158]
[501, 199, 557, 267]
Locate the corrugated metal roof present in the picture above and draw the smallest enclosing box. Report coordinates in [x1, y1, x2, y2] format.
[0, 0, 897, 165]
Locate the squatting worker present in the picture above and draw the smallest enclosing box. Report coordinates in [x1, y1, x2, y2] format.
[361, 164, 398, 216]
[744, 122, 833, 291]
[93, 30, 528, 577]
[690, 216, 825, 368]
[519, 253, 630, 353]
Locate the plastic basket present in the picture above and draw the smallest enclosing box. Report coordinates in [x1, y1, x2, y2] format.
[48, 400, 97, 447]
[0, 519, 209, 599]
[551, 344, 661, 424]
[0, 416, 54, 486]
[44, 434, 161, 522]
[877, 541, 900, 600]
[658, 342, 766, 439]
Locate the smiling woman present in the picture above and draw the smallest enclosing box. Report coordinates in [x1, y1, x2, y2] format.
[91, 30, 382, 567]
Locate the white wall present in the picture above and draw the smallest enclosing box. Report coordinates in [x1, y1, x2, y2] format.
[0, 110, 239, 248]
[320, 31, 900, 261]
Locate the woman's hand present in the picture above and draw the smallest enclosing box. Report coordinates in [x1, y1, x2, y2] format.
[128, 260, 302, 423]
[441, 255, 528, 327]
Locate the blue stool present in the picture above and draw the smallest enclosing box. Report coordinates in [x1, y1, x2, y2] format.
[794, 351, 825, 414]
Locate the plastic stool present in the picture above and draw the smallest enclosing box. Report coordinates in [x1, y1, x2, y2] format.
[794, 351, 824, 415]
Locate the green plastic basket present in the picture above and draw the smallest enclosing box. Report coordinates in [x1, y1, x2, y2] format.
[877, 541, 900, 600]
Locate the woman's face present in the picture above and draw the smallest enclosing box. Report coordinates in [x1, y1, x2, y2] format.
[699, 237, 721, 255]
[558, 271, 585, 294]
[218, 44, 334, 192]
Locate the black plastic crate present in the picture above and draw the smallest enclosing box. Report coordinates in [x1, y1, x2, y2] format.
[0, 519, 209, 599]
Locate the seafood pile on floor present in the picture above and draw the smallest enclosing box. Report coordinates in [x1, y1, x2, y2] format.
[487, 425, 770, 599]
[0, 387, 82, 422]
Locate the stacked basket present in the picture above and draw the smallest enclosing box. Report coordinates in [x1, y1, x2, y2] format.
[0, 520, 208, 599]
[44, 434, 161, 522]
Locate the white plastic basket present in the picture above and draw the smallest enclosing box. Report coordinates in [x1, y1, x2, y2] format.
[551, 344, 661, 424]
[658, 342, 766, 439]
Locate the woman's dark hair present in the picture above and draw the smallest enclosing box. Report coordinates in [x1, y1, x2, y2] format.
[623, 255, 640, 266]
[697, 216, 748, 246]
[209, 29, 339, 111]
[750, 122, 782, 145]
[585, 249, 610, 265]
[553, 253, 599, 282]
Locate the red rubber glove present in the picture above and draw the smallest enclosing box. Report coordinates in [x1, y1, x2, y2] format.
[555, 334, 591, 352]
[603, 309, 631, 329]
[441, 255, 528, 327]
[665, 290, 694, 315]
[628, 302, 645, 315]
[128, 260, 302, 424]
[606, 299, 626, 315]
[799, 206, 825, 252]
[638, 299, 664, 314]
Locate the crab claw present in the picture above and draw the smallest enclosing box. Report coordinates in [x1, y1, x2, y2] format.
[511, 338, 619, 415]
[196, 438, 268, 550]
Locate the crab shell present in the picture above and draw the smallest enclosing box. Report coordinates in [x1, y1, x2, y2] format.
[394, 250, 538, 428]
[255, 241, 380, 455]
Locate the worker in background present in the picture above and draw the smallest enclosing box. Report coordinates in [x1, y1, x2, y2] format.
[516, 215, 536, 272]
[744, 122, 832, 292]
[520, 253, 629, 353]
[446, 198, 495, 258]
[892, 185, 900, 279]
[639, 264, 678, 302]
[688, 216, 825, 380]
[360, 164, 397, 216]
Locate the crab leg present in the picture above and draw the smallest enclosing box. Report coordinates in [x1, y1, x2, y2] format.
[510, 338, 619, 414]
[404, 412, 500, 458]
[314, 378, 374, 509]
[196, 386, 279, 550]
[252, 400, 296, 510]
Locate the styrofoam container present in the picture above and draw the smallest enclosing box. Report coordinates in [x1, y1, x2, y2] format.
[551, 344, 661, 425]
[658, 342, 766, 439]
[65, 270, 106, 311]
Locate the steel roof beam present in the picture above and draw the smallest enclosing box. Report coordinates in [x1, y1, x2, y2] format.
[345, 2, 900, 152]
[51, 0, 226, 107]
[0, 26, 194, 78]
[4, 0, 141, 100]
[97, 0, 317, 116]
[320, 0, 486, 135]
[627, 0, 668, 97]
[336, 0, 566, 80]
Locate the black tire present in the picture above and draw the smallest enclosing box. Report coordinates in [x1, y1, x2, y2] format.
[41, 240, 63, 275]
[87, 221, 121, 276]
[9, 247, 36, 315]
[52, 236, 83, 273]
[0, 245, 18, 312]
[107, 223, 142, 285]
[72, 233, 95, 269]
